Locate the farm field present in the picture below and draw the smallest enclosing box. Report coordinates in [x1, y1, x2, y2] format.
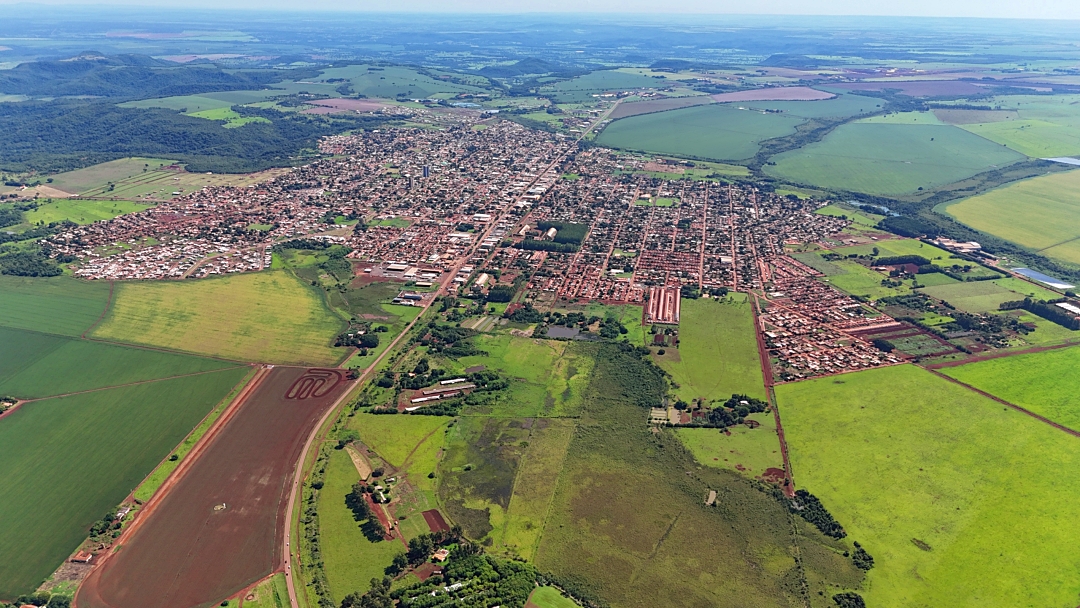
[319, 450, 404, 604]
[534, 343, 865, 608]
[241, 574, 289, 608]
[918, 281, 1018, 313]
[815, 203, 885, 227]
[733, 94, 879, 119]
[949, 94, 1080, 157]
[45, 157, 176, 194]
[20, 198, 152, 225]
[527, 587, 580, 608]
[76, 164, 291, 201]
[77, 367, 351, 608]
[675, 411, 782, 479]
[351, 413, 449, 470]
[92, 271, 345, 365]
[777, 365, 1080, 608]
[541, 70, 666, 103]
[0, 326, 240, 399]
[655, 295, 766, 403]
[0, 275, 111, 337]
[187, 107, 271, 128]
[943, 170, 1080, 264]
[0, 368, 248, 598]
[765, 122, 1026, 195]
[942, 345, 1080, 430]
[822, 260, 911, 300]
[606, 95, 713, 119]
[596, 104, 802, 161]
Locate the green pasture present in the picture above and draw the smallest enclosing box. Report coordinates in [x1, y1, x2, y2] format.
[121, 95, 235, 113]
[308, 64, 488, 99]
[0, 275, 111, 337]
[918, 281, 1018, 313]
[0, 326, 240, 399]
[528, 587, 581, 608]
[777, 365, 1080, 608]
[500, 419, 575, 561]
[242, 573, 289, 608]
[350, 413, 449, 470]
[815, 204, 885, 227]
[912, 272, 958, 287]
[943, 344, 1080, 430]
[857, 111, 944, 125]
[0, 368, 248, 598]
[319, 450, 404, 604]
[821, 260, 911, 300]
[831, 238, 1000, 279]
[46, 157, 175, 194]
[187, 107, 271, 128]
[1007, 310, 1080, 346]
[943, 170, 1080, 264]
[22, 199, 152, 225]
[765, 122, 1026, 195]
[992, 277, 1060, 300]
[541, 70, 664, 103]
[596, 104, 802, 161]
[948, 95, 1080, 157]
[92, 270, 344, 365]
[563, 301, 646, 346]
[655, 295, 765, 402]
[733, 94, 879, 119]
[675, 412, 782, 478]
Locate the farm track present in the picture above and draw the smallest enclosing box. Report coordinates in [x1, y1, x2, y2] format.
[924, 368, 1080, 439]
[18, 366, 249, 404]
[749, 293, 795, 498]
[923, 340, 1080, 369]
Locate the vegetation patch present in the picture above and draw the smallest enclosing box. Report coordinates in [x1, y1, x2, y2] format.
[0, 275, 111, 337]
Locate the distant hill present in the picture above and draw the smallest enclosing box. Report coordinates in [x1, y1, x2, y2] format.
[478, 58, 558, 78]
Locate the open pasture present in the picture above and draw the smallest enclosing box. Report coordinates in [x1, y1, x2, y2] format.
[943, 344, 1080, 431]
[76, 164, 290, 201]
[607, 95, 713, 120]
[821, 260, 911, 300]
[351, 413, 449, 470]
[527, 587, 581, 608]
[943, 170, 1080, 264]
[596, 103, 802, 161]
[777, 365, 1080, 608]
[951, 94, 1080, 157]
[734, 94, 878, 119]
[541, 70, 666, 103]
[765, 122, 1025, 195]
[0, 368, 247, 598]
[0, 274, 111, 337]
[0, 326, 239, 399]
[46, 157, 175, 195]
[92, 271, 344, 365]
[187, 107, 271, 128]
[918, 281, 1018, 313]
[656, 295, 766, 403]
[22, 199, 152, 225]
[675, 412, 782, 479]
[304, 64, 488, 99]
[77, 367, 350, 608]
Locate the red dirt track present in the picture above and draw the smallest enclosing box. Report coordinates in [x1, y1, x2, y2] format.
[76, 367, 348, 608]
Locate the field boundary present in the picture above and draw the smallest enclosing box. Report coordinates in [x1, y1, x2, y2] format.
[925, 367, 1080, 439]
[80, 280, 115, 340]
[750, 293, 795, 497]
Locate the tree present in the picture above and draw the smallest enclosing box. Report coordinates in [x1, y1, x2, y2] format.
[832, 592, 866, 608]
[407, 534, 435, 565]
[340, 577, 392, 608]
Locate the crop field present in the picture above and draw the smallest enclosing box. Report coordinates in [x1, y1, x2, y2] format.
[45, 157, 176, 194]
[76, 164, 291, 201]
[765, 122, 1026, 195]
[0, 326, 240, 399]
[534, 343, 865, 607]
[734, 94, 880, 119]
[302, 64, 488, 99]
[77, 367, 350, 608]
[657, 295, 765, 402]
[0, 368, 247, 598]
[857, 111, 943, 125]
[943, 170, 1080, 264]
[92, 271, 344, 365]
[0, 275, 111, 337]
[607, 95, 713, 120]
[943, 345, 1080, 430]
[912, 272, 958, 287]
[918, 281, 1018, 313]
[541, 70, 667, 103]
[777, 365, 1080, 607]
[596, 104, 802, 161]
[822, 260, 911, 300]
[320, 450, 404, 604]
[992, 277, 1060, 300]
[21, 198, 152, 225]
[675, 411, 782, 479]
[933, 109, 1020, 125]
[946, 94, 1080, 157]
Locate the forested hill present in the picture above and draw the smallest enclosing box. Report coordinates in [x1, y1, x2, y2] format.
[0, 102, 387, 174]
[0, 52, 314, 100]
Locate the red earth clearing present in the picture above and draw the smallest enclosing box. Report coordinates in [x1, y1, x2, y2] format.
[422, 509, 451, 534]
[711, 87, 835, 102]
[76, 367, 348, 608]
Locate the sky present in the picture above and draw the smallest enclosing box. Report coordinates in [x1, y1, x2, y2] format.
[1, 0, 1079, 19]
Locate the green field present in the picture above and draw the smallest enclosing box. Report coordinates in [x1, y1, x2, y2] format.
[21, 199, 152, 225]
[92, 271, 344, 365]
[241, 574, 289, 608]
[0, 275, 111, 337]
[527, 587, 581, 608]
[822, 260, 911, 300]
[943, 345, 1080, 430]
[765, 122, 1026, 195]
[306, 64, 488, 99]
[944, 170, 1080, 264]
[45, 157, 175, 195]
[0, 368, 248, 598]
[541, 70, 667, 103]
[0, 326, 240, 399]
[949, 95, 1080, 157]
[675, 411, 782, 478]
[777, 365, 1080, 607]
[917, 281, 1018, 313]
[733, 94, 879, 119]
[351, 414, 449, 470]
[596, 104, 802, 161]
[815, 204, 885, 227]
[655, 295, 766, 402]
[187, 107, 271, 128]
[319, 450, 404, 604]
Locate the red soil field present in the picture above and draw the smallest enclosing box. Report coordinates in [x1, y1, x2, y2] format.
[302, 98, 388, 114]
[76, 367, 348, 608]
[710, 87, 835, 102]
[422, 509, 451, 533]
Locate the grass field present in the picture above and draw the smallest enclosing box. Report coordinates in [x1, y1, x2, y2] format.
[527, 587, 581, 608]
[541, 70, 667, 103]
[823, 260, 911, 300]
[46, 157, 175, 194]
[992, 277, 1060, 300]
[777, 365, 1080, 607]
[943, 344, 1080, 430]
[319, 450, 404, 604]
[187, 107, 271, 128]
[596, 104, 802, 161]
[765, 122, 1026, 195]
[0, 275, 111, 337]
[70, 162, 290, 201]
[733, 94, 879, 119]
[21, 199, 152, 225]
[955, 95, 1080, 157]
[918, 281, 1018, 313]
[350, 414, 449, 470]
[675, 411, 782, 478]
[815, 204, 885, 227]
[92, 271, 344, 365]
[0, 326, 240, 399]
[943, 170, 1080, 264]
[0, 368, 248, 598]
[655, 295, 766, 402]
[241, 574, 289, 608]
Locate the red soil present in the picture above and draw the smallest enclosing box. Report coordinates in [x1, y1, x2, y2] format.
[76, 367, 348, 608]
[711, 87, 835, 102]
[422, 509, 451, 534]
[413, 563, 443, 582]
[302, 99, 388, 114]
